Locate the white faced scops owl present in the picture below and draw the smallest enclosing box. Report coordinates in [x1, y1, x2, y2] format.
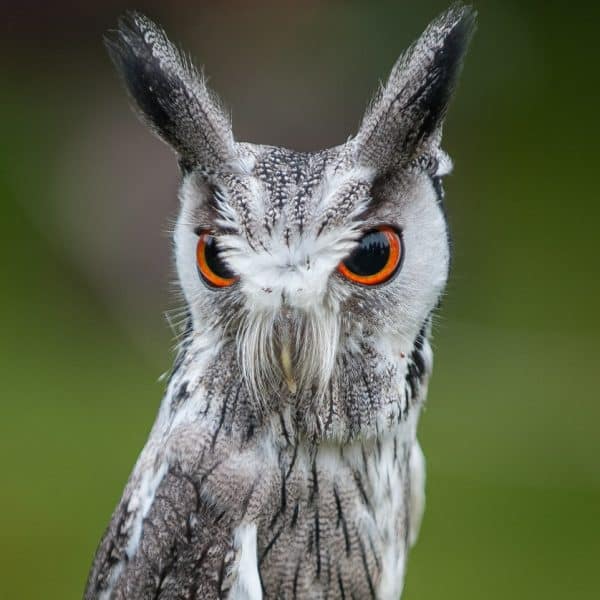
[85, 4, 475, 599]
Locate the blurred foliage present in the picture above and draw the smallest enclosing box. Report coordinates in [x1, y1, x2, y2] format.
[0, 1, 598, 598]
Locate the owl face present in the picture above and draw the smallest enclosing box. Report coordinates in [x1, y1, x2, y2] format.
[106, 7, 473, 407]
[173, 144, 450, 398]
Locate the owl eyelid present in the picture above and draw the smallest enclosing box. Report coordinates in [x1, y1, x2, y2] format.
[193, 225, 238, 238]
[194, 226, 218, 237]
[358, 223, 402, 235]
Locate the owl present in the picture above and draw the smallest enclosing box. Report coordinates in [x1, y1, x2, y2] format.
[85, 4, 475, 599]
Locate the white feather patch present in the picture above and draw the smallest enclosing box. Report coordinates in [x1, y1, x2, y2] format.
[125, 461, 169, 558]
[408, 440, 426, 547]
[227, 523, 263, 600]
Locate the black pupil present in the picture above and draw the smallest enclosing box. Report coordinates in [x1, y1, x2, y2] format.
[344, 230, 390, 276]
[204, 236, 235, 279]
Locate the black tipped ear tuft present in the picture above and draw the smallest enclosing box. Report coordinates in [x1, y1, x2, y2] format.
[105, 12, 235, 169]
[414, 5, 476, 142]
[104, 13, 173, 143]
[354, 3, 476, 173]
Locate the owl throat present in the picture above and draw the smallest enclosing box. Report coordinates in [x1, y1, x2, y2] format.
[165, 314, 431, 444]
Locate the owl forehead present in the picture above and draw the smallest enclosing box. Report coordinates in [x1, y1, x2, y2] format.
[218, 145, 374, 247]
[255, 147, 327, 232]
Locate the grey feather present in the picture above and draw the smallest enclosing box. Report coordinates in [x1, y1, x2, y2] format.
[104, 11, 235, 170]
[353, 3, 476, 172]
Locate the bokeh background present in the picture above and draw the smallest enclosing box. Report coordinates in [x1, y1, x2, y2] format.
[2, 0, 599, 598]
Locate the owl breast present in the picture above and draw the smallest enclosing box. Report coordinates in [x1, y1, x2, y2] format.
[249, 415, 420, 600]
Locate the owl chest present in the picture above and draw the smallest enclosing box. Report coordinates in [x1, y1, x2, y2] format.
[253, 425, 415, 599]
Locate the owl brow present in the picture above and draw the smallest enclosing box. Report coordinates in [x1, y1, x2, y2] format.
[187, 177, 244, 237]
[206, 185, 239, 233]
[187, 195, 225, 237]
[333, 178, 389, 226]
[316, 180, 372, 236]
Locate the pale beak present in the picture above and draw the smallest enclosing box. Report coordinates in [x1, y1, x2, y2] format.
[280, 339, 297, 394]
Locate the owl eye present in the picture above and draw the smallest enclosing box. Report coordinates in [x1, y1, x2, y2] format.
[196, 231, 238, 288]
[337, 226, 402, 286]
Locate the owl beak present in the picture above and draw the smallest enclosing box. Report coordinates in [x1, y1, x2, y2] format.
[280, 340, 297, 394]
[277, 310, 297, 394]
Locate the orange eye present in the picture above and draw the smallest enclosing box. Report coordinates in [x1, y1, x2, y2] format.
[337, 226, 403, 286]
[196, 231, 238, 288]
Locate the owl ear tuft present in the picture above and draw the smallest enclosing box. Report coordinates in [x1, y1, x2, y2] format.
[105, 12, 235, 170]
[353, 3, 476, 173]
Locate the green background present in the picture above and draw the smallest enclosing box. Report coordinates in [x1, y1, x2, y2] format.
[1, 1, 598, 597]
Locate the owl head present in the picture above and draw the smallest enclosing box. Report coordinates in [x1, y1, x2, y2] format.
[106, 6, 475, 427]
